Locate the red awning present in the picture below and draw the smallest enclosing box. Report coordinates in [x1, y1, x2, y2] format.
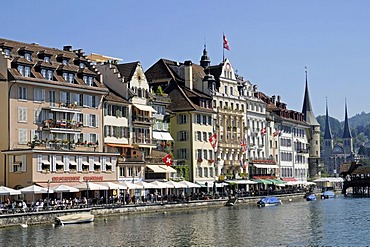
[253, 176, 276, 180]
[282, 178, 298, 182]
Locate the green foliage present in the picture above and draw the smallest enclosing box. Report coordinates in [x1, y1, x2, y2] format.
[156, 86, 163, 95]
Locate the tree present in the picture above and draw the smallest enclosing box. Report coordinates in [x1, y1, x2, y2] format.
[156, 86, 163, 95]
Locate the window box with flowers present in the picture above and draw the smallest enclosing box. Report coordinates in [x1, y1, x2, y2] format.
[197, 158, 203, 163]
[208, 159, 214, 164]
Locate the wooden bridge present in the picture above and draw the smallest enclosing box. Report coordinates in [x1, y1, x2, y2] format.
[340, 162, 370, 196]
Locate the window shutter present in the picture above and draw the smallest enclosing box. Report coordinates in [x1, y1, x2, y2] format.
[89, 156, 94, 172]
[77, 156, 82, 172]
[95, 115, 99, 127]
[96, 134, 99, 144]
[186, 131, 189, 141]
[101, 156, 106, 172]
[95, 96, 99, 109]
[9, 156, 14, 172]
[41, 89, 45, 102]
[83, 114, 89, 126]
[64, 155, 69, 172]
[83, 133, 88, 144]
[104, 126, 107, 137]
[18, 107, 22, 122]
[21, 155, 26, 172]
[30, 130, 36, 141]
[111, 157, 116, 172]
[37, 154, 42, 172]
[83, 95, 87, 107]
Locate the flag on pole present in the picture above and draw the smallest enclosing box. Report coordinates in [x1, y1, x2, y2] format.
[239, 159, 244, 168]
[163, 153, 173, 166]
[223, 34, 230, 51]
[273, 129, 281, 137]
[209, 133, 218, 150]
[260, 127, 266, 135]
[240, 138, 247, 153]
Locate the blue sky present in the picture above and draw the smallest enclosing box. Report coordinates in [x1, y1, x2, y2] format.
[2, 1, 369, 121]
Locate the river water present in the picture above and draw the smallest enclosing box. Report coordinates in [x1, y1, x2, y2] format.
[1, 195, 369, 246]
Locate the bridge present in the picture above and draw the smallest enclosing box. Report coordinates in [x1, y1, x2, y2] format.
[340, 162, 370, 196]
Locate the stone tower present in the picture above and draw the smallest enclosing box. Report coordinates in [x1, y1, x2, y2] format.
[342, 100, 353, 154]
[301, 70, 321, 178]
[323, 99, 334, 157]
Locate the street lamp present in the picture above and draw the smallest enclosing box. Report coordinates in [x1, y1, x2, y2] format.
[86, 180, 89, 208]
[47, 179, 50, 210]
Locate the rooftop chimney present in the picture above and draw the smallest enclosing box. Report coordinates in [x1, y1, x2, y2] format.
[63, 45, 72, 52]
[184, 60, 193, 90]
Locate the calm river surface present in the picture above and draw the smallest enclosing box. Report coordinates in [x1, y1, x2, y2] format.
[1, 195, 369, 246]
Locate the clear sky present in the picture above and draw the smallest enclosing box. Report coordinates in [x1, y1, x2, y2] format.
[2, 0, 369, 121]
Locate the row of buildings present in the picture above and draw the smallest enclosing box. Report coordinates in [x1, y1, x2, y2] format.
[0, 38, 321, 190]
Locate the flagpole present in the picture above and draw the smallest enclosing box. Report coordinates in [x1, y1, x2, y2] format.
[222, 32, 225, 62]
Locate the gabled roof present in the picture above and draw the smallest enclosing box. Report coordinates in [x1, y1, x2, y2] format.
[104, 87, 129, 104]
[116, 62, 139, 82]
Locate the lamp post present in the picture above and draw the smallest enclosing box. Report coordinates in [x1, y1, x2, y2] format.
[86, 180, 89, 208]
[47, 179, 50, 210]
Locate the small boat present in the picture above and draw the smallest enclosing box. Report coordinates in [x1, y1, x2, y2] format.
[225, 197, 237, 206]
[257, 196, 281, 207]
[306, 194, 316, 201]
[321, 191, 335, 199]
[55, 213, 94, 226]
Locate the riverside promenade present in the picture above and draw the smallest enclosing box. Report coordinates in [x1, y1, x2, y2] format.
[0, 192, 306, 228]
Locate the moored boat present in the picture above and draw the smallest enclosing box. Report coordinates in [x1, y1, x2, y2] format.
[225, 197, 237, 206]
[321, 191, 335, 199]
[306, 194, 316, 201]
[257, 196, 281, 207]
[55, 213, 94, 226]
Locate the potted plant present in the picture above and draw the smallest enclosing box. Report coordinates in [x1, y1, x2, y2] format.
[197, 158, 203, 163]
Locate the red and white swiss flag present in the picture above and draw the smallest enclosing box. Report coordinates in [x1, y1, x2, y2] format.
[209, 133, 218, 150]
[163, 153, 173, 166]
[260, 127, 266, 136]
[240, 138, 247, 153]
[223, 34, 230, 51]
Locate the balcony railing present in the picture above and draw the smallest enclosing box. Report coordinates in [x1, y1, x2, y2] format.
[42, 119, 83, 130]
[28, 140, 98, 151]
[132, 115, 152, 124]
[131, 137, 155, 145]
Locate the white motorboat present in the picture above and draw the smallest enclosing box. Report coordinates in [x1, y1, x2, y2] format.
[55, 213, 94, 226]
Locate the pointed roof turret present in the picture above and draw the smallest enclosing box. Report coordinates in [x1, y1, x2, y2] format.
[324, 98, 333, 139]
[200, 43, 211, 69]
[342, 99, 352, 139]
[302, 68, 319, 126]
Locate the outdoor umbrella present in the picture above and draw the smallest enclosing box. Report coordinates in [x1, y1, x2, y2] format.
[19, 185, 53, 203]
[0, 186, 21, 196]
[165, 181, 187, 189]
[178, 181, 201, 188]
[51, 184, 79, 201]
[119, 181, 143, 190]
[74, 182, 109, 191]
[150, 181, 173, 189]
[97, 182, 127, 190]
[134, 181, 161, 189]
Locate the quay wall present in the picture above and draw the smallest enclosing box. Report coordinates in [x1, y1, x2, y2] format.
[0, 193, 305, 228]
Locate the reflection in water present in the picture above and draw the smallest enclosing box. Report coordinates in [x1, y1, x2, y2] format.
[2, 196, 370, 246]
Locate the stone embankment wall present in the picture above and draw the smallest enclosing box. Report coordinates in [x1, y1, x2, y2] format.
[0, 193, 305, 228]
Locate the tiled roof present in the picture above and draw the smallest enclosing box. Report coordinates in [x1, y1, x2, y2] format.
[104, 89, 129, 104]
[0, 38, 107, 92]
[116, 62, 139, 82]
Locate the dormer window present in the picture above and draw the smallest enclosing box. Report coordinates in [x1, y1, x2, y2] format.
[68, 74, 74, 83]
[25, 53, 31, 61]
[79, 62, 85, 69]
[62, 59, 68, 65]
[41, 69, 53, 80]
[18, 65, 31, 77]
[44, 56, 50, 63]
[83, 75, 94, 86]
[3, 48, 10, 57]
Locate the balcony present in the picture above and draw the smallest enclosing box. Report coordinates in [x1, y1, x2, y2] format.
[42, 119, 83, 133]
[297, 149, 309, 153]
[131, 137, 155, 145]
[43, 103, 82, 113]
[28, 140, 98, 151]
[132, 115, 152, 125]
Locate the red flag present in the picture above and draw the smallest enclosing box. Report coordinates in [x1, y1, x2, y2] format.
[209, 133, 218, 150]
[260, 127, 266, 135]
[240, 138, 247, 153]
[223, 34, 230, 51]
[273, 129, 281, 137]
[163, 153, 172, 166]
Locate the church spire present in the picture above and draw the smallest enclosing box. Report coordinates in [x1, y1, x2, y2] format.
[342, 99, 352, 139]
[324, 97, 333, 140]
[302, 67, 319, 126]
